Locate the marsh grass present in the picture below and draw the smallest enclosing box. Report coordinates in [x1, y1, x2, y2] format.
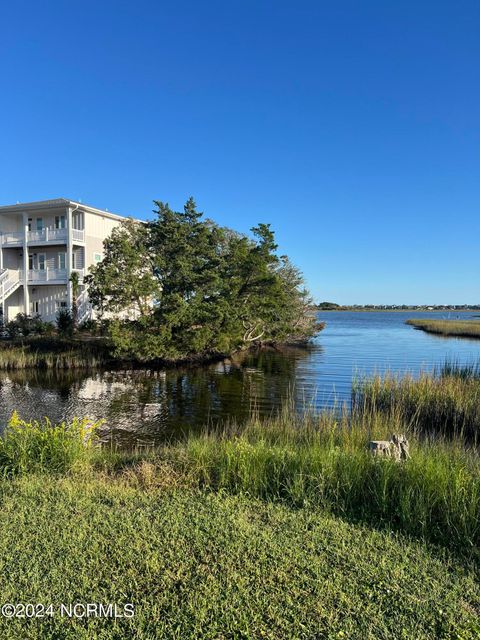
[0, 336, 110, 369]
[406, 318, 480, 339]
[152, 408, 480, 555]
[353, 365, 480, 442]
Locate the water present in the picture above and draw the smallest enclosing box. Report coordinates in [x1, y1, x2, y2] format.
[2, 311, 480, 445]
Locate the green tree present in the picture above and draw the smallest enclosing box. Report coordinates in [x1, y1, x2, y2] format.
[84, 219, 159, 319]
[69, 271, 80, 330]
[85, 198, 321, 361]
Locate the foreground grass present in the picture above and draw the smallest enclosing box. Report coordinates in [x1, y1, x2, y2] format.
[406, 318, 480, 339]
[0, 474, 477, 640]
[3, 410, 478, 556]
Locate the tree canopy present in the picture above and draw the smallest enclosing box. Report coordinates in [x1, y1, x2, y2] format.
[85, 198, 321, 361]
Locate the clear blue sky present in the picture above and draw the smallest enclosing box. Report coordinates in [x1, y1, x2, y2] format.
[1, 1, 478, 304]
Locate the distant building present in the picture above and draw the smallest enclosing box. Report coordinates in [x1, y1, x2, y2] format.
[0, 198, 134, 323]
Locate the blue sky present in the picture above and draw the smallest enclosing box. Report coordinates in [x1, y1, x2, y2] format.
[1, 1, 478, 304]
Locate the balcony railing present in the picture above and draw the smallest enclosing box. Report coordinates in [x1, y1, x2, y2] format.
[28, 268, 67, 282]
[28, 228, 67, 243]
[0, 232, 23, 246]
[27, 268, 84, 283]
[72, 229, 85, 242]
[0, 228, 85, 245]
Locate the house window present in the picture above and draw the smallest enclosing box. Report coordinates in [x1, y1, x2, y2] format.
[55, 215, 66, 229]
[58, 253, 66, 270]
[72, 252, 76, 269]
[31, 301, 39, 315]
[94, 252, 102, 263]
[28, 255, 34, 270]
[38, 254, 46, 270]
[36, 218, 43, 231]
[28, 218, 32, 231]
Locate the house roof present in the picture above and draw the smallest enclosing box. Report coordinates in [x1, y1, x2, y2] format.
[0, 198, 142, 223]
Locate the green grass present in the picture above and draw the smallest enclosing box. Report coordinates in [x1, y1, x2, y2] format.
[0, 412, 103, 475]
[406, 318, 480, 339]
[0, 385, 478, 638]
[353, 365, 480, 442]
[0, 336, 110, 369]
[0, 475, 477, 639]
[2, 409, 478, 556]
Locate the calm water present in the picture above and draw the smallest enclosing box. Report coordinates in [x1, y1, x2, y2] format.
[2, 311, 480, 445]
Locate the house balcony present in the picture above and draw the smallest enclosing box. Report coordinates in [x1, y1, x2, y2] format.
[27, 268, 84, 284]
[0, 228, 85, 246]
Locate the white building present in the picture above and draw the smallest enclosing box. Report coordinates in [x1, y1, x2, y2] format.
[0, 198, 132, 323]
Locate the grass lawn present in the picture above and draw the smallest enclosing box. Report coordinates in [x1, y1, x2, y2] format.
[0, 474, 477, 640]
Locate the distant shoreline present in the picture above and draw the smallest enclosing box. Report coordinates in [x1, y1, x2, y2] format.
[316, 308, 479, 313]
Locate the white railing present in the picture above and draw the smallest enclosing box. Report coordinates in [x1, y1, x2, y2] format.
[0, 227, 84, 245]
[28, 268, 67, 282]
[0, 232, 23, 245]
[27, 228, 68, 243]
[72, 229, 85, 242]
[0, 269, 22, 301]
[76, 289, 93, 324]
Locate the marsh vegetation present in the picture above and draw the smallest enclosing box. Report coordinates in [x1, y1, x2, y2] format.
[407, 318, 480, 339]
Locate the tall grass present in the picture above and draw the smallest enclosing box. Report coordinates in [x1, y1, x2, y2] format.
[0, 337, 109, 369]
[353, 366, 480, 442]
[0, 411, 102, 474]
[154, 407, 480, 555]
[406, 318, 480, 339]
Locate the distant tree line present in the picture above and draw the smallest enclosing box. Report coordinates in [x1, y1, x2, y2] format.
[85, 198, 322, 361]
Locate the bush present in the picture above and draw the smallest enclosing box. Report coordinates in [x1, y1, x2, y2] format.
[4, 313, 55, 339]
[0, 411, 103, 474]
[78, 318, 98, 334]
[5, 320, 21, 339]
[56, 308, 74, 336]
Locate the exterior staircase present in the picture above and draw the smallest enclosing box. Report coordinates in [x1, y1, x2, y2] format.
[76, 289, 93, 325]
[0, 269, 22, 307]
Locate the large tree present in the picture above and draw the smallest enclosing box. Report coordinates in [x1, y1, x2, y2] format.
[85, 198, 320, 361]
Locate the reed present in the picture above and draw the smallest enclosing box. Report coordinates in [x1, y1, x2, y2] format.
[353, 366, 480, 442]
[406, 318, 480, 339]
[0, 337, 110, 369]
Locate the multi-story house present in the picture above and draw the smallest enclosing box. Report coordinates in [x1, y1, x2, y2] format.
[0, 198, 132, 324]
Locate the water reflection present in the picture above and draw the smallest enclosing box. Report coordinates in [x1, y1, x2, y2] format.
[0, 345, 319, 446]
[2, 311, 480, 447]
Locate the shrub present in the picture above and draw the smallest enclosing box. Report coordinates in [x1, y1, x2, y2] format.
[0, 411, 103, 474]
[78, 318, 98, 334]
[5, 320, 21, 339]
[56, 308, 74, 336]
[4, 313, 55, 339]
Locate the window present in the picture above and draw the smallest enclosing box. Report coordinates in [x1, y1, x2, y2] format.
[28, 218, 32, 232]
[58, 253, 66, 270]
[94, 252, 102, 263]
[72, 252, 76, 269]
[28, 255, 34, 270]
[38, 254, 46, 270]
[55, 215, 66, 229]
[36, 218, 43, 231]
[31, 301, 39, 315]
